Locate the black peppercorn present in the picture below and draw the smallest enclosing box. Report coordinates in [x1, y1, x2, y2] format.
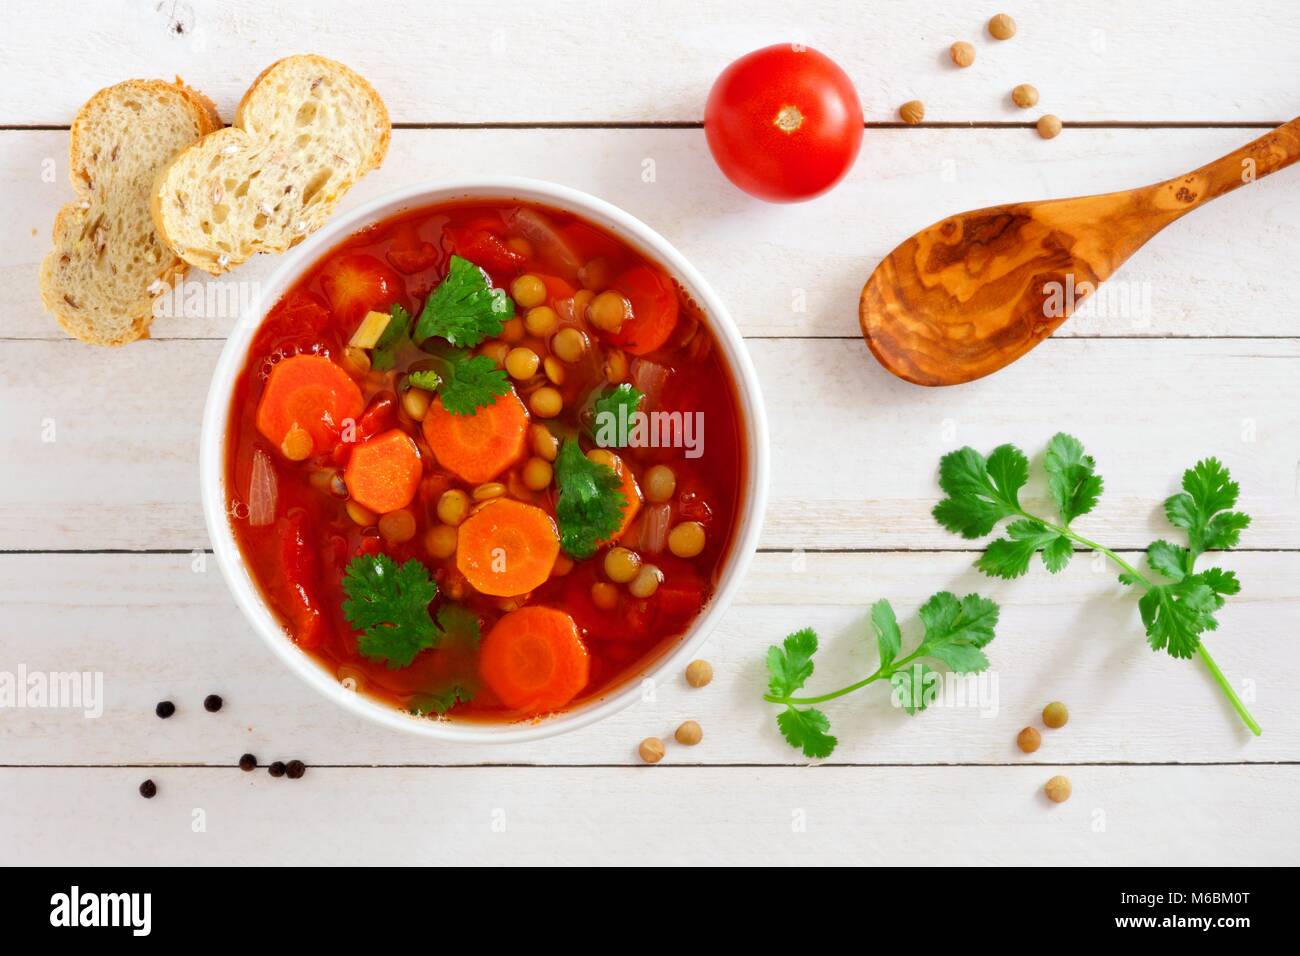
[155, 700, 175, 719]
[268, 761, 286, 777]
[203, 694, 223, 712]
[285, 760, 306, 779]
[238, 753, 257, 772]
[139, 779, 157, 798]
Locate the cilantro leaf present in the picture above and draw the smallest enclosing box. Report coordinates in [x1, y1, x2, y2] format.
[1164, 458, 1251, 557]
[372, 304, 414, 372]
[890, 663, 939, 715]
[767, 627, 819, 698]
[591, 383, 644, 448]
[1146, 539, 1189, 581]
[932, 444, 1028, 538]
[408, 369, 441, 391]
[1044, 432, 1103, 525]
[414, 255, 512, 348]
[436, 603, 482, 647]
[1139, 579, 1219, 659]
[977, 518, 1070, 578]
[776, 706, 837, 758]
[1041, 534, 1074, 573]
[1196, 567, 1241, 600]
[916, 591, 999, 662]
[435, 353, 510, 416]
[553, 439, 627, 559]
[870, 600, 901, 670]
[342, 554, 441, 668]
[409, 683, 474, 717]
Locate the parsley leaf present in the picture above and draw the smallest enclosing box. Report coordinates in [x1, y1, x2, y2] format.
[932, 444, 1028, 538]
[435, 353, 510, 416]
[553, 439, 627, 559]
[342, 554, 441, 668]
[591, 384, 644, 448]
[372, 304, 415, 372]
[413, 255, 512, 348]
[1044, 432, 1103, 525]
[914, 591, 998, 672]
[1139, 579, 1219, 659]
[776, 706, 837, 759]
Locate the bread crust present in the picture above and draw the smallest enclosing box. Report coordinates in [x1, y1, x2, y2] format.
[40, 78, 222, 345]
[151, 54, 390, 275]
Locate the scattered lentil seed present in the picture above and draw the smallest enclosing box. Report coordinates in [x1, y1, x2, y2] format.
[675, 720, 703, 746]
[1036, 114, 1063, 139]
[899, 100, 925, 125]
[268, 761, 286, 777]
[685, 659, 714, 688]
[203, 694, 223, 713]
[139, 779, 157, 799]
[155, 700, 175, 719]
[238, 753, 257, 772]
[988, 13, 1017, 40]
[285, 760, 306, 779]
[1044, 774, 1072, 803]
[950, 41, 975, 68]
[638, 737, 665, 764]
[1017, 727, 1042, 753]
[1012, 83, 1039, 108]
[1043, 700, 1069, 728]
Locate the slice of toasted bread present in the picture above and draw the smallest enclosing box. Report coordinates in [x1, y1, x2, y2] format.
[40, 80, 222, 345]
[151, 55, 390, 275]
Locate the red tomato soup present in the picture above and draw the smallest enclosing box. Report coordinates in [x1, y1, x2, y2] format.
[225, 200, 745, 722]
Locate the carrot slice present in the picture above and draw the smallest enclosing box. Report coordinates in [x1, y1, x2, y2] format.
[603, 453, 642, 543]
[256, 354, 364, 453]
[479, 606, 589, 713]
[421, 388, 529, 483]
[344, 429, 423, 514]
[456, 498, 560, 597]
[604, 265, 679, 355]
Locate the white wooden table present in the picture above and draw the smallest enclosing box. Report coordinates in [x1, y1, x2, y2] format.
[2, 0, 1298, 865]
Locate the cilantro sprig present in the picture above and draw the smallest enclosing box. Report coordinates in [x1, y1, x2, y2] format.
[408, 350, 510, 416]
[591, 383, 644, 448]
[341, 554, 480, 670]
[764, 592, 1000, 758]
[413, 254, 512, 347]
[553, 439, 627, 559]
[932, 433, 1259, 735]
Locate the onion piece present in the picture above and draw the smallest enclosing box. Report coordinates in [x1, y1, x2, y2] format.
[630, 357, 671, 408]
[248, 448, 278, 527]
[505, 207, 580, 280]
[639, 503, 672, 554]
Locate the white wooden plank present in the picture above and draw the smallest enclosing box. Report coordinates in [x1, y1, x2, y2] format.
[7, 127, 1300, 340]
[5, 1, 1300, 124]
[2, 765, 1294, 865]
[1, 552, 1291, 766]
[0, 338, 1295, 551]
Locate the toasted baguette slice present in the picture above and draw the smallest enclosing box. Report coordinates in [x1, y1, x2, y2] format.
[152, 55, 390, 275]
[40, 80, 221, 345]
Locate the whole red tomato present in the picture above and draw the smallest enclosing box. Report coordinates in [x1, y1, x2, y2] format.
[704, 44, 863, 202]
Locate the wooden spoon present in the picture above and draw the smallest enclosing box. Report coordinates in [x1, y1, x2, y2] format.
[859, 117, 1300, 386]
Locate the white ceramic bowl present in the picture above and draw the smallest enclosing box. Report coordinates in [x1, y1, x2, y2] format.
[200, 177, 769, 742]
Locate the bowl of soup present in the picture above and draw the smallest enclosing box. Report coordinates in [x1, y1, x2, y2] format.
[199, 178, 768, 741]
